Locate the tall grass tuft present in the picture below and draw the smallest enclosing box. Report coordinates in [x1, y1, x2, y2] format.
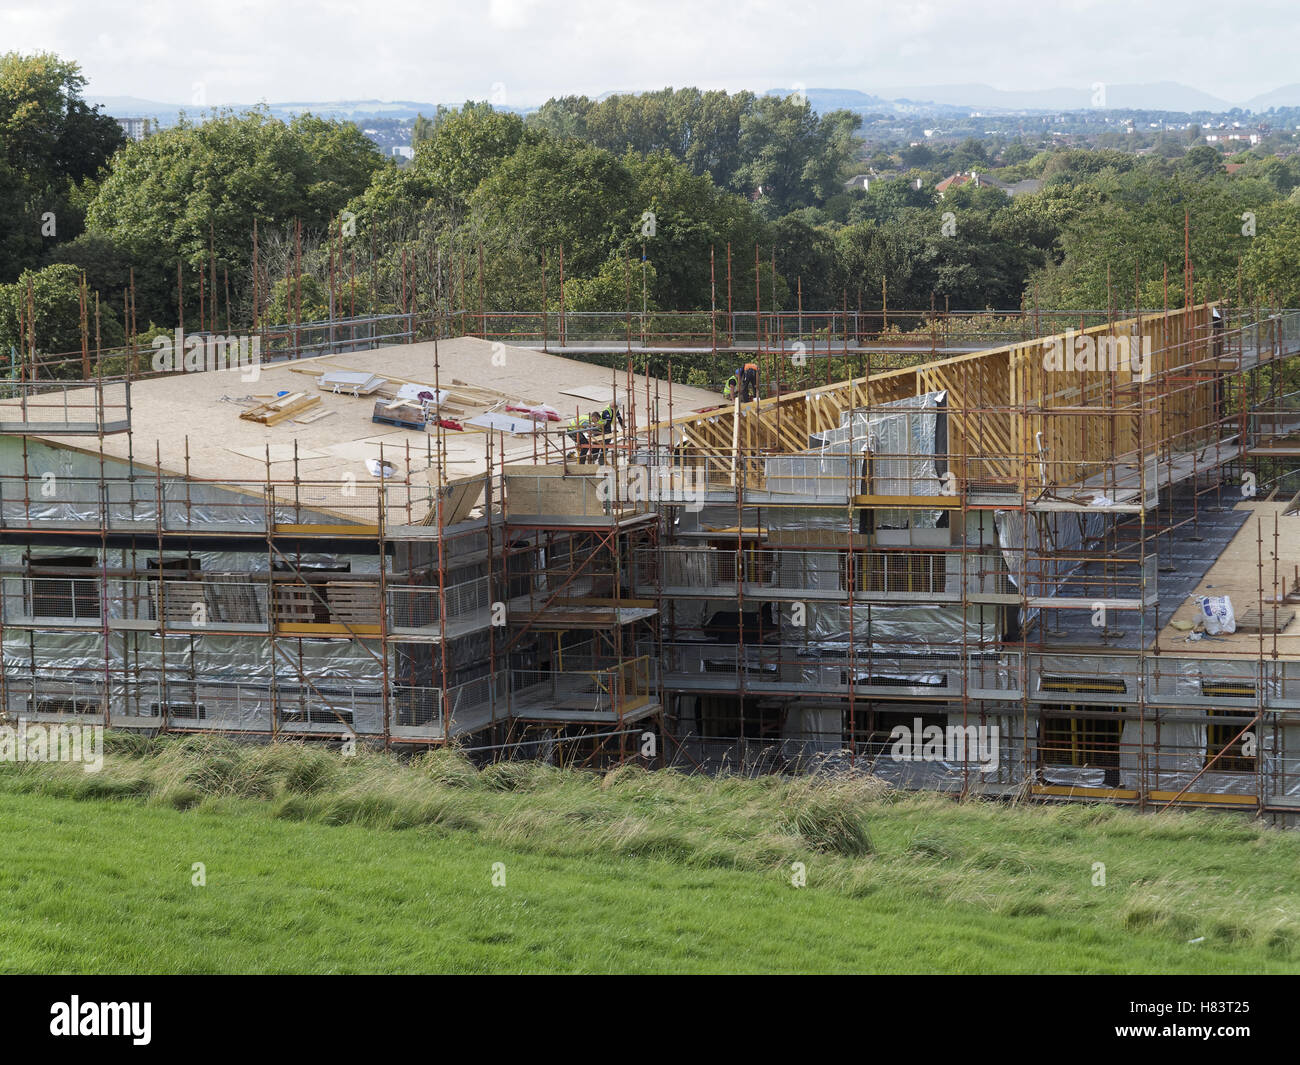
[777, 795, 874, 857]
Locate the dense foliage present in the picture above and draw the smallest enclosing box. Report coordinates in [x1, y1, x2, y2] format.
[3, 51, 1300, 368]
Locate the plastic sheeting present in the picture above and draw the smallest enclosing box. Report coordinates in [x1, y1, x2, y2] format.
[994, 507, 1110, 635]
[0, 543, 379, 574]
[764, 391, 946, 525]
[778, 599, 985, 651]
[0, 439, 379, 531]
[994, 509, 1109, 599]
[2, 627, 384, 725]
[779, 705, 842, 760]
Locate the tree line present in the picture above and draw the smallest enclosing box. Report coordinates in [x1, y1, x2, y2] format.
[4, 51, 1300, 372]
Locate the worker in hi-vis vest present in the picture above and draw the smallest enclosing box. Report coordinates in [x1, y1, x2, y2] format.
[723, 370, 740, 401]
[741, 362, 758, 402]
[592, 402, 624, 463]
[566, 411, 597, 463]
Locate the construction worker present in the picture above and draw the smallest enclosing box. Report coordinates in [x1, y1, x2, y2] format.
[591, 402, 624, 464]
[597, 401, 624, 435]
[741, 362, 758, 403]
[723, 370, 741, 401]
[566, 412, 597, 463]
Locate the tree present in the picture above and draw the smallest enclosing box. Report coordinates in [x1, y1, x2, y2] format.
[290, 113, 392, 223]
[1024, 172, 1257, 309]
[0, 52, 124, 283]
[0, 52, 122, 184]
[1241, 202, 1300, 305]
[1000, 139, 1033, 166]
[0, 263, 124, 372]
[901, 142, 935, 168]
[948, 137, 989, 173]
[618, 150, 764, 309]
[470, 140, 636, 277]
[734, 95, 861, 215]
[85, 108, 385, 325]
[355, 107, 532, 235]
[411, 113, 434, 147]
[1178, 145, 1225, 181]
[529, 89, 860, 215]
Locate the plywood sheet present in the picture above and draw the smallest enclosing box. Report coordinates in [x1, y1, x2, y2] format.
[227, 444, 332, 462]
[322, 439, 410, 464]
[467, 413, 545, 435]
[560, 384, 621, 403]
[1158, 500, 1300, 657]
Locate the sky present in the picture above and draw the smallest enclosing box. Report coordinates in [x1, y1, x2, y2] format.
[2, 0, 1296, 107]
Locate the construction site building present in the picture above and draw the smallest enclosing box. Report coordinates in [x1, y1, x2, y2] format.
[4, 302, 1300, 814]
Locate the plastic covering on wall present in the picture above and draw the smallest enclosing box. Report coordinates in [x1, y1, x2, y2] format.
[778, 599, 979, 650]
[399, 529, 492, 573]
[765, 507, 852, 538]
[994, 509, 1109, 598]
[3, 629, 102, 675]
[1119, 717, 1206, 791]
[1267, 724, 1300, 799]
[676, 505, 765, 534]
[1158, 656, 1278, 701]
[391, 629, 495, 689]
[862, 709, 1023, 789]
[763, 451, 859, 500]
[752, 506, 1000, 656]
[2, 627, 385, 732]
[764, 392, 946, 525]
[0, 440, 374, 531]
[778, 705, 842, 760]
[994, 507, 1110, 633]
[1, 543, 378, 575]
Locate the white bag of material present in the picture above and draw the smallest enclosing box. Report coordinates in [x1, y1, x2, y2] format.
[1196, 595, 1236, 635]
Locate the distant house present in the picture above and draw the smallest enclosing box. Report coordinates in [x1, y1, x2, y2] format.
[845, 172, 899, 191]
[936, 172, 979, 195]
[391, 145, 414, 161]
[937, 171, 1041, 198]
[995, 177, 1043, 197]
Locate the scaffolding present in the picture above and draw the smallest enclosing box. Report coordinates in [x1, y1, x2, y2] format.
[6, 282, 1300, 807]
[626, 300, 1300, 814]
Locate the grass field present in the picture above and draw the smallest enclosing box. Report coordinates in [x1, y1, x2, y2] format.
[0, 736, 1297, 974]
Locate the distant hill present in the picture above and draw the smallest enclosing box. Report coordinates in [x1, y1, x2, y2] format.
[88, 97, 535, 127]
[1244, 84, 1300, 110]
[769, 83, 1238, 115]
[91, 81, 1292, 130]
[867, 81, 1233, 113]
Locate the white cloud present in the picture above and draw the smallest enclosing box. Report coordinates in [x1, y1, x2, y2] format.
[2, 0, 1291, 106]
[488, 0, 541, 30]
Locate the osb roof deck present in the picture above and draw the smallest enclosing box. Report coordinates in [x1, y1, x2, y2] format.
[1158, 500, 1300, 657]
[14, 338, 723, 487]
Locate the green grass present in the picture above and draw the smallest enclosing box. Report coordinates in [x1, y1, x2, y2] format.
[0, 735, 1298, 973]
